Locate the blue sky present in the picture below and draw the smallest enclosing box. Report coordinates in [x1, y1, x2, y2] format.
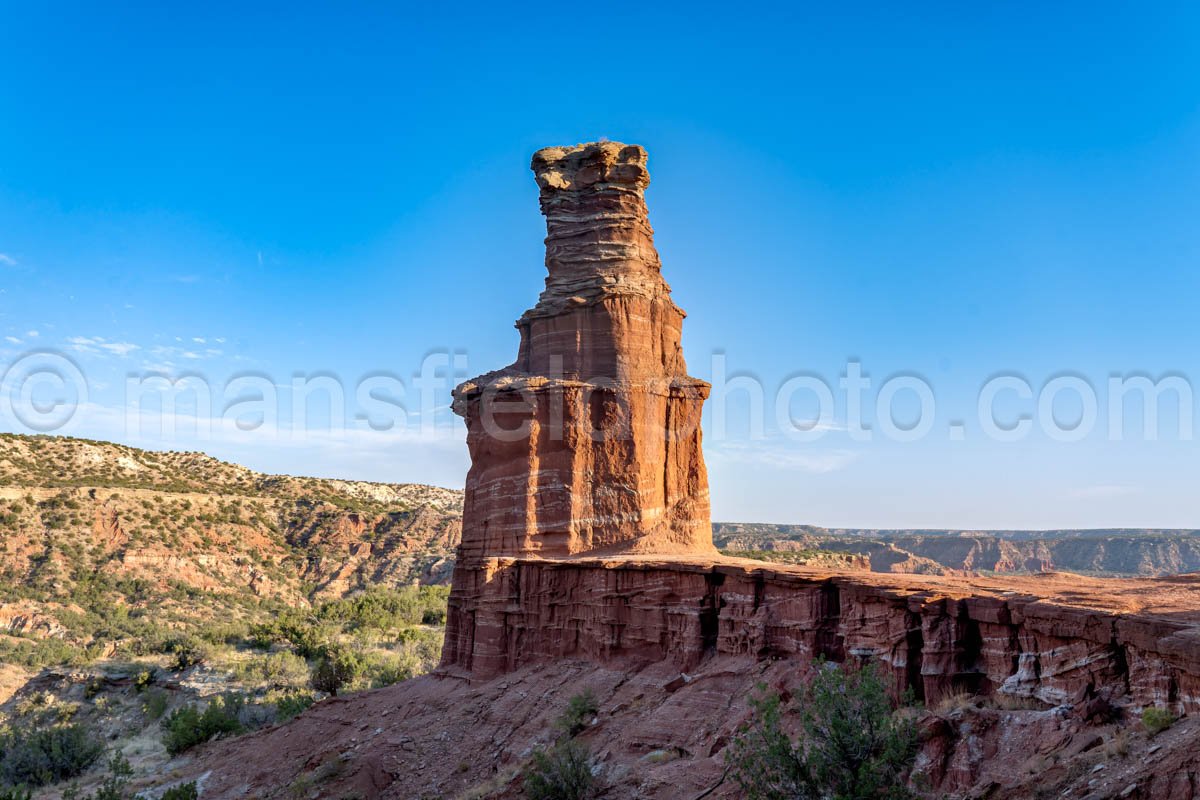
[1, 2, 1197, 528]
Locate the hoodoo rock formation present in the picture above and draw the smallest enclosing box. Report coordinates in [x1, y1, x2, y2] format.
[173, 144, 1200, 799]
[441, 143, 1200, 723]
[450, 142, 713, 562]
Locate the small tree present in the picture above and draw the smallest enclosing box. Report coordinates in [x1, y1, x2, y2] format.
[523, 689, 601, 800]
[90, 753, 133, 800]
[524, 740, 596, 800]
[162, 695, 244, 755]
[557, 689, 598, 737]
[310, 645, 362, 697]
[728, 661, 918, 800]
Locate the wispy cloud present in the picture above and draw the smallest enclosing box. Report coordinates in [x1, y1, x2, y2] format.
[145, 343, 224, 367]
[1069, 485, 1142, 500]
[26, 330, 39, 338]
[4, 336, 21, 345]
[0, 254, 16, 267]
[67, 336, 141, 357]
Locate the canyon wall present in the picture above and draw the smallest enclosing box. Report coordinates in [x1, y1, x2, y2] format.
[443, 557, 1200, 715]
[442, 142, 1200, 733]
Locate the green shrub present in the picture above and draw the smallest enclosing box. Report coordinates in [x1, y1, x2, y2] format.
[310, 645, 362, 697]
[316, 586, 450, 633]
[360, 651, 414, 689]
[421, 606, 447, 626]
[60, 753, 132, 800]
[1142, 706, 1176, 736]
[270, 615, 333, 659]
[0, 723, 104, 788]
[0, 787, 31, 800]
[167, 637, 211, 671]
[198, 621, 251, 646]
[727, 661, 918, 800]
[160, 782, 199, 800]
[162, 695, 244, 755]
[134, 668, 157, 693]
[273, 692, 316, 722]
[523, 740, 597, 800]
[88, 753, 132, 800]
[141, 689, 169, 720]
[557, 690, 598, 737]
[233, 652, 309, 687]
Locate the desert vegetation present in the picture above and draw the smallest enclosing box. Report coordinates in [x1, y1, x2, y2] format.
[727, 661, 919, 800]
[523, 689, 602, 800]
[0, 584, 449, 795]
[0, 434, 457, 795]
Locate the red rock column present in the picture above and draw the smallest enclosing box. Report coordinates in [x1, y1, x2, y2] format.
[443, 142, 715, 672]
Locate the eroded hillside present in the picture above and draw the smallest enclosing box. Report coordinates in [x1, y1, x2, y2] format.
[0, 433, 461, 662]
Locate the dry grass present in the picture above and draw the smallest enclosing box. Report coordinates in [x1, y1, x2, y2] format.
[934, 691, 977, 713]
[456, 766, 523, 800]
[1104, 728, 1130, 758]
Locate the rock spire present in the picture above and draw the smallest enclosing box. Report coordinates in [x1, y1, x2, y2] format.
[451, 141, 714, 560]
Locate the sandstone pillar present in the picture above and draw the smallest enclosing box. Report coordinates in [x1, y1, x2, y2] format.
[450, 141, 715, 563]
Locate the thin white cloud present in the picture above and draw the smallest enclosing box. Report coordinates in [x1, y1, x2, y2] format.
[26, 330, 39, 338]
[192, 337, 206, 344]
[150, 343, 222, 361]
[67, 336, 140, 357]
[100, 341, 140, 357]
[0, 254, 16, 267]
[4, 336, 21, 345]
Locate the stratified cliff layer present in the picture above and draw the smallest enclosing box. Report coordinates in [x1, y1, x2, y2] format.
[441, 142, 1200, 729]
[180, 562, 1200, 798]
[444, 556, 1200, 715]
[451, 142, 712, 563]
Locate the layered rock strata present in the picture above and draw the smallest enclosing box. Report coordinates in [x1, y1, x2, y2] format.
[450, 142, 713, 560]
[444, 557, 1200, 715]
[442, 143, 1200, 733]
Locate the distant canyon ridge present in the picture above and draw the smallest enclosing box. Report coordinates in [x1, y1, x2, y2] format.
[0, 432, 1196, 643]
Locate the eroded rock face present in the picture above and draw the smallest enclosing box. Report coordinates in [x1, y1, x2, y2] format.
[442, 144, 1200, 730]
[451, 142, 713, 560]
[443, 558, 1200, 716]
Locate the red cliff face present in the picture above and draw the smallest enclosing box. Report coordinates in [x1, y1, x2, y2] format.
[441, 144, 1200, 772]
[443, 557, 1200, 717]
[168, 145, 1200, 800]
[451, 142, 713, 560]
